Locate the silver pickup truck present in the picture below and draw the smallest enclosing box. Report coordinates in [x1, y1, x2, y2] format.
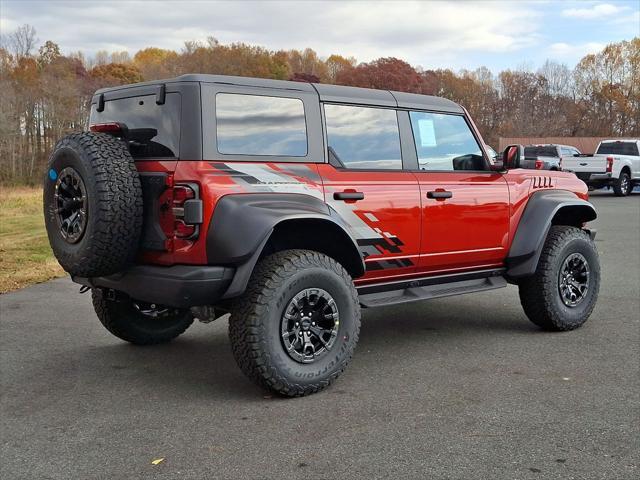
[563, 139, 640, 197]
[521, 144, 580, 171]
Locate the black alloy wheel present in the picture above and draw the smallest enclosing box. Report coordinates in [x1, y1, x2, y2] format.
[281, 288, 340, 364]
[54, 167, 87, 244]
[558, 252, 590, 307]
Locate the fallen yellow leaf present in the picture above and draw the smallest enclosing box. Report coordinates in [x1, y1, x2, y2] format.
[151, 458, 165, 465]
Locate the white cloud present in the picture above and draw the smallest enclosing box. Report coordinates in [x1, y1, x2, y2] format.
[549, 42, 606, 58]
[0, 0, 542, 69]
[562, 3, 628, 19]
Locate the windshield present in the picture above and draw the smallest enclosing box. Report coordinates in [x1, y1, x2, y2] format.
[524, 146, 558, 158]
[596, 142, 639, 156]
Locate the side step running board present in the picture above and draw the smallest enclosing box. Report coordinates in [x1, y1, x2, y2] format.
[358, 275, 507, 308]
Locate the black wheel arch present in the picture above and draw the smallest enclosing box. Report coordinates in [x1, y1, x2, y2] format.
[206, 193, 365, 299]
[506, 190, 597, 280]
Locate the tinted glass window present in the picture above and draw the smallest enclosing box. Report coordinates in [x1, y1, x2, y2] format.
[90, 93, 180, 159]
[324, 104, 402, 170]
[596, 142, 639, 156]
[560, 147, 570, 156]
[409, 112, 484, 171]
[216, 93, 307, 156]
[524, 146, 559, 158]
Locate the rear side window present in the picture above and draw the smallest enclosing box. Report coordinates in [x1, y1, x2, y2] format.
[324, 104, 402, 170]
[596, 142, 639, 156]
[90, 93, 181, 159]
[524, 146, 559, 158]
[216, 93, 307, 156]
[409, 111, 484, 171]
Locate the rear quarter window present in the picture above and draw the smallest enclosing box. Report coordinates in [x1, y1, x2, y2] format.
[596, 142, 639, 156]
[90, 93, 181, 159]
[215, 93, 308, 157]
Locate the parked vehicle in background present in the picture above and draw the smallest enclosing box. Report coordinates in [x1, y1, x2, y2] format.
[521, 144, 580, 171]
[43, 74, 601, 397]
[562, 139, 640, 196]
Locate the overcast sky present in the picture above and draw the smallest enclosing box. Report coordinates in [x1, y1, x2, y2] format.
[1, 0, 639, 72]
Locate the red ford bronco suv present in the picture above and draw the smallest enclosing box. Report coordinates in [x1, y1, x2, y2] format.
[44, 75, 600, 396]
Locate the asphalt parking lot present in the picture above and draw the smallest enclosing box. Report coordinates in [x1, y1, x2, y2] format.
[1, 190, 639, 480]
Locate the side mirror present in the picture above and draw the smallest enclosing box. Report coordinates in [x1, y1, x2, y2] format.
[489, 159, 504, 171]
[502, 144, 523, 169]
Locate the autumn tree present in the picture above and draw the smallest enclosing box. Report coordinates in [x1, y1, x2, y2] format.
[89, 62, 143, 87]
[0, 24, 637, 185]
[134, 47, 178, 80]
[325, 54, 356, 83]
[336, 57, 422, 92]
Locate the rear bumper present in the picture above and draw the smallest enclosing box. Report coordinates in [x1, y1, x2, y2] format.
[577, 172, 612, 183]
[72, 265, 235, 308]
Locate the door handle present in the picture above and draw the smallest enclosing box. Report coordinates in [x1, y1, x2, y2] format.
[334, 191, 365, 201]
[427, 190, 453, 199]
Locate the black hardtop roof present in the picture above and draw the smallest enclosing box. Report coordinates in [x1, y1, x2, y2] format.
[95, 74, 464, 113]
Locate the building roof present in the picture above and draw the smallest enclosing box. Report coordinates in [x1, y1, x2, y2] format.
[95, 74, 463, 112]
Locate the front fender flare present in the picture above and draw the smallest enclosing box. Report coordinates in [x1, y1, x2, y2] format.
[506, 190, 597, 279]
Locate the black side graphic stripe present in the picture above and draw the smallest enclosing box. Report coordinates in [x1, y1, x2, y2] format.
[365, 258, 415, 271]
[357, 237, 402, 254]
[210, 163, 262, 184]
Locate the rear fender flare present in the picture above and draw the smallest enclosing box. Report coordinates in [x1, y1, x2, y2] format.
[205, 193, 365, 299]
[506, 190, 597, 279]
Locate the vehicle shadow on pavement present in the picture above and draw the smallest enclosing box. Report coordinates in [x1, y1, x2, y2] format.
[63, 294, 540, 399]
[88, 334, 263, 400]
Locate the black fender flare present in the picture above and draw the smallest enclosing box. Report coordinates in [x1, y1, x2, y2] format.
[506, 190, 597, 279]
[205, 193, 365, 299]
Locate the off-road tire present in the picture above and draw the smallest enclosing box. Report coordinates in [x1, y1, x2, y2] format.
[613, 171, 631, 196]
[92, 291, 194, 345]
[44, 132, 143, 277]
[519, 226, 600, 331]
[229, 250, 361, 397]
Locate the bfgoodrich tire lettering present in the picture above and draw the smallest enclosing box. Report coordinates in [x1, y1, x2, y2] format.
[518, 225, 600, 331]
[229, 250, 361, 397]
[43, 132, 143, 277]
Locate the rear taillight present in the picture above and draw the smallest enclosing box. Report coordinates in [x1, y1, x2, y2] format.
[606, 156, 614, 173]
[535, 160, 544, 170]
[90, 122, 125, 135]
[171, 184, 202, 240]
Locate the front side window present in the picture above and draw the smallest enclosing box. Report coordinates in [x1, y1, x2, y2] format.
[216, 93, 307, 157]
[409, 112, 484, 171]
[324, 104, 402, 170]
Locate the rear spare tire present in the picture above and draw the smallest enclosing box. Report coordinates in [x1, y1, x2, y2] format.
[43, 132, 143, 277]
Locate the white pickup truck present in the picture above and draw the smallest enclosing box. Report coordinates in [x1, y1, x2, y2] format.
[562, 139, 640, 196]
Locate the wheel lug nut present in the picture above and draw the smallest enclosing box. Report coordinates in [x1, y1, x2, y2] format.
[312, 322, 316, 326]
